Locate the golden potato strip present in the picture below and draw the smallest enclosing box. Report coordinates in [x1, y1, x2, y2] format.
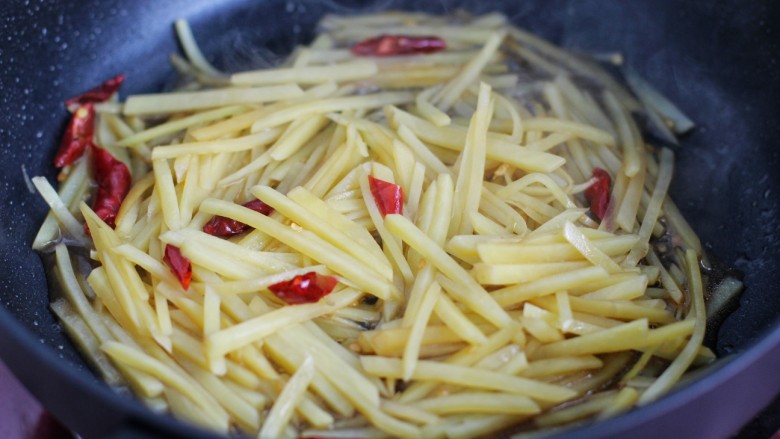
[385, 214, 511, 328]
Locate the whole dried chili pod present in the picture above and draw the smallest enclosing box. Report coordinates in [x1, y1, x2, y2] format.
[351, 34, 446, 56]
[163, 244, 192, 290]
[368, 175, 404, 217]
[53, 103, 95, 168]
[584, 168, 612, 221]
[65, 73, 125, 112]
[202, 199, 274, 237]
[89, 145, 131, 230]
[268, 272, 338, 305]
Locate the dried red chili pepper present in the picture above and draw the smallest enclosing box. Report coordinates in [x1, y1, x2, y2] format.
[65, 73, 125, 112]
[163, 244, 192, 290]
[53, 103, 96, 168]
[202, 199, 274, 237]
[269, 272, 338, 305]
[89, 145, 131, 230]
[584, 168, 612, 221]
[351, 34, 446, 57]
[368, 175, 403, 217]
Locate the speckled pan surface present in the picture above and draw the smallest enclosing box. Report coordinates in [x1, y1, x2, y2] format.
[1, 0, 779, 438]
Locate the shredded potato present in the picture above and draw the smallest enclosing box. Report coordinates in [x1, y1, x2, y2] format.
[34, 11, 713, 439]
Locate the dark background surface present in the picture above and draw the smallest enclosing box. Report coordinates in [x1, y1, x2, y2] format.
[1, 0, 779, 438]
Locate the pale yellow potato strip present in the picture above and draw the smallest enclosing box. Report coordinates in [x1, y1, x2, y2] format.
[152, 159, 182, 231]
[435, 277, 489, 344]
[287, 187, 386, 266]
[452, 82, 493, 235]
[384, 214, 511, 328]
[563, 221, 623, 273]
[403, 281, 441, 381]
[360, 356, 576, 403]
[232, 60, 378, 85]
[521, 355, 603, 378]
[207, 289, 361, 362]
[32, 177, 88, 244]
[151, 129, 281, 159]
[251, 92, 413, 133]
[32, 158, 90, 249]
[625, 148, 675, 266]
[581, 275, 648, 301]
[478, 235, 639, 264]
[492, 266, 609, 307]
[270, 114, 330, 160]
[102, 341, 225, 416]
[435, 30, 506, 111]
[523, 117, 616, 146]
[531, 319, 649, 359]
[117, 105, 247, 146]
[124, 85, 303, 115]
[253, 185, 392, 281]
[173, 18, 223, 77]
[259, 356, 316, 439]
[381, 399, 440, 426]
[200, 198, 396, 299]
[473, 261, 589, 285]
[638, 250, 706, 404]
[412, 392, 540, 415]
[179, 360, 260, 432]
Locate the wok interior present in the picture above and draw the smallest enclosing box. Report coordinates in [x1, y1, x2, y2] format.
[2, 0, 779, 437]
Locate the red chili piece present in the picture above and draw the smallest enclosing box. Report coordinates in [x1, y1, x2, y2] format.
[585, 168, 612, 221]
[89, 145, 131, 230]
[269, 272, 338, 305]
[351, 34, 446, 56]
[202, 199, 274, 237]
[65, 73, 125, 112]
[163, 244, 192, 290]
[368, 175, 403, 217]
[53, 103, 96, 168]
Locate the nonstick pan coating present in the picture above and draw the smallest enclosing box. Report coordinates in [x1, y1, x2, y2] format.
[1, 0, 779, 438]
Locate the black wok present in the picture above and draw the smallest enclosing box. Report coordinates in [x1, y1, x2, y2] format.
[1, 0, 779, 438]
